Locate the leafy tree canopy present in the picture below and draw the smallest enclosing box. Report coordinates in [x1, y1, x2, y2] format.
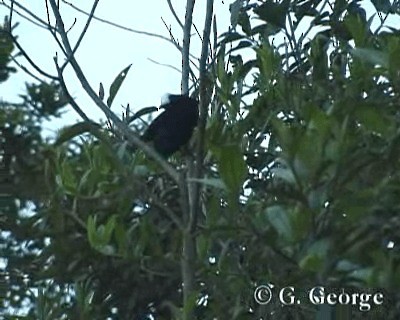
[1, 0, 400, 319]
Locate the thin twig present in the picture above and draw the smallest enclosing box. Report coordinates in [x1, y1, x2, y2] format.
[71, 0, 98, 55]
[285, 13, 301, 69]
[153, 198, 184, 230]
[10, 55, 45, 83]
[161, 16, 180, 47]
[2, 0, 57, 31]
[147, 58, 181, 73]
[54, 58, 91, 122]
[65, 17, 76, 33]
[48, 0, 180, 184]
[8, 0, 14, 30]
[160, 16, 202, 69]
[64, 209, 87, 230]
[8, 33, 59, 80]
[0, 3, 46, 30]
[192, 23, 202, 42]
[160, 15, 200, 88]
[60, 0, 181, 50]
[166, 0, 183, 28]
[181, 0, 195, 94]
[45, 0, 51, 25]
[61, 0, 99, 70]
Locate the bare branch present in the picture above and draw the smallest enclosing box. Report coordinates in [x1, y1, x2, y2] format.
[54, 58, 91, 122]
[181, 0, 195, 94]
[192, 23, 202, 42]
[147, 58, 181, 74]
[10, 55, 45, 83]
[153, 198, 184, 230]
[193, 0, 213, 230]
[160, 14, 199, 89]
[8, 0, 13, 30]
[161, 16, 200, 69]
[60, 0, 181, 50]
[65, 17, 76, 33]
[213, 14, 217, 53]
[2, 0, 57, 31]
[45, 0, 51, 25]
[71, 0, 98, 55]
[180, 1, 215, 319]
[161, 16, 180, 47]
[7, 33, 59, 80]
[166, 0, 183, 28]
[60, 0, 99, 70]
[64, 209, 87, 230]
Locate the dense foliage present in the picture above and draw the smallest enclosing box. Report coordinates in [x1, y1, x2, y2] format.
[2, 0, 400, 319]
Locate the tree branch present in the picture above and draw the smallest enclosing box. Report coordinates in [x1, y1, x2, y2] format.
[181, 0, 195, 94]
[181, 1, 214, 319]
[7, 32, 59, 80]
[166, 0, 183, 29]
[192, 0, 213, 231]
[60, 0, 182, 51]
[147, 58, 181, 74]
[60, 0, 99, 70]
[1, 0, 57, 31]
[54, 58, 90, 122]
[70, 0, 98, 60]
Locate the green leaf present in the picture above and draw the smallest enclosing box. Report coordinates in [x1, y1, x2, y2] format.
[107, 64, 132, 108]
[254, 0, 290, 29]
[350, 48, 388, 68]
[371, 0, 394, 13]
[128, 106, 159, 123]
[229, 0, 244, 28]
[310, 34, 329, 81]
[99, 82, 104, 100]
[227, 40, 253, 55]
[355, 104, 392, 136]
[214, 144, 247, 194]
[344, 13, 367, 46]
[55, 122, 101, 146]
[188, 177, 227, 190]
[255, 44, 281, 84]
[387, 35, 400, 77]
[219, 31, 245, 44]
[238, 10, 251, 35]
[266, 205, 292, 241]
[271, 167, 296, 185]
[87, 215, 117, 256]
[299, 239, 330, 272]
[87, 215, 97, 246]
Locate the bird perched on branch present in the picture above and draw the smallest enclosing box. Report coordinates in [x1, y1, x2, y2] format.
[142, 94, 199, 157]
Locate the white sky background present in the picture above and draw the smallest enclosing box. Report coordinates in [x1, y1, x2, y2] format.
[0, 0, 231, 133]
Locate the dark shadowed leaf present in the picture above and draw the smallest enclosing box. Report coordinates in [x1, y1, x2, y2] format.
[127, 106, 159, 123]
[55, 121, 101, 146]
[350, 48, 388, 68]
[214, 144, 247, 194]
[254, 0, 290, 29]
[107, 64, 132, 108]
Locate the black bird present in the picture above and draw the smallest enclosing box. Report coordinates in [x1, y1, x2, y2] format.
[142, 94, 199, 157]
